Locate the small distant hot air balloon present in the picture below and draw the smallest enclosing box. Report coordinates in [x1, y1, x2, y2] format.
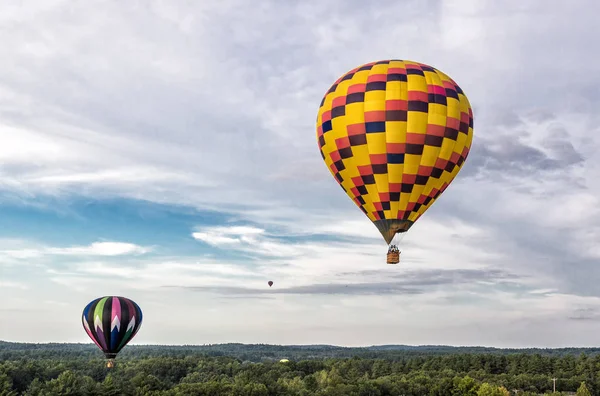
[82, 296, 143, 368]
[317, 60, 474, 264]
[268, 281, 273, 287]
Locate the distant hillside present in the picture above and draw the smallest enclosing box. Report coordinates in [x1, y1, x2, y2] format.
[2, 340, 599, 362]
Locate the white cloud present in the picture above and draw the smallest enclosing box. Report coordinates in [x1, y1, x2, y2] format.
[1, 0, 600, 346]
[192, 225, 307, 258]
[192, 225, 265, 245]
[0, 241, 151, 259]
[48, 241, 151, 256]
[0, 281, 28, 290]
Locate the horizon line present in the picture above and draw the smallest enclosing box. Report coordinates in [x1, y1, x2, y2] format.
[2, 340, 599, 350]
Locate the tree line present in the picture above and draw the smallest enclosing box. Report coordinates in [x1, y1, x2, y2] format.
[1, 342, 599, 395]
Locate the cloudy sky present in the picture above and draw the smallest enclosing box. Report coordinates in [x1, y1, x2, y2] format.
[1, 0, 600, 348]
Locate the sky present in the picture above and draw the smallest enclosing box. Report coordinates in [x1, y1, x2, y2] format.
[1, 0, 600, 348]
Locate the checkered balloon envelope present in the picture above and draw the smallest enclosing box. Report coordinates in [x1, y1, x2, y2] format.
[316, 60, 474, 264]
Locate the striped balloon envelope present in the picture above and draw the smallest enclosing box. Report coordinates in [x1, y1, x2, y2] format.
[82, 296, 143, 367]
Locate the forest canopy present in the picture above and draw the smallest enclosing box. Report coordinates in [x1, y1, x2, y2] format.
[1, 342, 599, 395]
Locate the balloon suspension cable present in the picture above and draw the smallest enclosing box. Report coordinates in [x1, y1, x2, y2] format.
[104, 352, 117, 369]
[386, 232, 404, 265]
[386, 244, 400, 264]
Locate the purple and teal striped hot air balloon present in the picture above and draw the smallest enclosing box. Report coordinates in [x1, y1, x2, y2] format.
[82, 296, 143, 367]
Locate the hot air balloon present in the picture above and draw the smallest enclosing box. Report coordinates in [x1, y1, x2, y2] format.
[316, 60, 474, 264]
[82, 296, 143, 368]
[268, 281, 273, 287]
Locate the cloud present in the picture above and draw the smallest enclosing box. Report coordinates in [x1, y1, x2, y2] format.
[0, 241, 151, 259]
[176, 267, 524, 296]
[192, 225, 321, 258]
[568, 307, 600, 321]
[192, 226, 265, 246]
[463, 114, 587, 180]
[2, 0, 600, 347]
[0, 281, 28, 290]
[43, 257, 266, 294]
[49, 241, 151, 256]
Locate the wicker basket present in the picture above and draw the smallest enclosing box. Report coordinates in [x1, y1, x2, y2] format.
[386, 251, 400, 264]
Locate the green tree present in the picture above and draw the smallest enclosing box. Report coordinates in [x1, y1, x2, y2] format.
[303, 374, 319, 393]
[497, 386, 510, 396]
[101, 375, 122, 396]
[172, 381, 233, 396]
[0, 372, 15, 396]
[477, 382, 510, 396]
[23, 378, 44, 396]
[278, 376, 305, 395]
[576, 381, 592, 396]
[327, 367, 344, 387]
[357, 380, 381, 396]
[233, 382, 269, 396]
[45, 370, 98, 396]
[131, 372, 168, 394]
[453, 375, 479, 396]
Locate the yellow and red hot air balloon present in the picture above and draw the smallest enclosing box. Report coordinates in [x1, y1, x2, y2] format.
[316, 60, 474, 264]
